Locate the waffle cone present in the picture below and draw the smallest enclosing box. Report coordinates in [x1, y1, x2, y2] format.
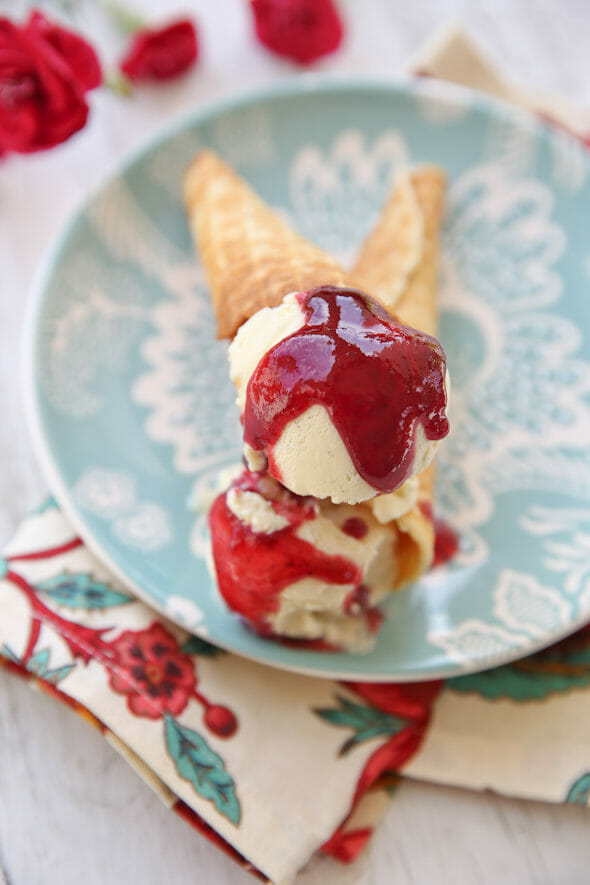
[353, 165, 446, 337]
[183, 150, 359, 340]
[353, 166, 446, 587]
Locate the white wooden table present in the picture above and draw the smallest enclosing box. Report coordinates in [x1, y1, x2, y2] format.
[2, 1, 590, 882]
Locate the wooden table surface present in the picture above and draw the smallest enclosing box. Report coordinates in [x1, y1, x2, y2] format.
[1, 1, 589, 882]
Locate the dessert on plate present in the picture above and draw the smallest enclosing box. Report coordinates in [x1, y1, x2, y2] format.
[183, 150, 449, 651]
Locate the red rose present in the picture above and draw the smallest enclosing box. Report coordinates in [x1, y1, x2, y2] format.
[250, 0, 343, 65]
[119, 19, 198, 83]
[0, 9, 101, 156]
[108, 622, 196, 719]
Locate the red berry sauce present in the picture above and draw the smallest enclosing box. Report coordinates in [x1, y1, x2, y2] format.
[419, 500, 459, 567]
[243, 286, 449, 494]
[433, 519, 460, 567]
[208, 470, 366, 635]
[341, 517, 369, 539]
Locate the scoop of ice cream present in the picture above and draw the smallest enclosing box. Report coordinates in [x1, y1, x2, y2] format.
[208, 470, 400, 652]
[229, 286, 449, 505]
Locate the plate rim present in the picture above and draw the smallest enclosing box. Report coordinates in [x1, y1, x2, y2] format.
[22, 73, 590, 682]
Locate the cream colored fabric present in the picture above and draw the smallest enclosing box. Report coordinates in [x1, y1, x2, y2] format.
[408, 24, 590, 138]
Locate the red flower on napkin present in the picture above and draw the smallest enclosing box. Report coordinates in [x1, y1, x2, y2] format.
[108, 622, 196, 719]
[0, 9, 101, 156]
[250, 0, 343, 65]
[119, 19, 198, 82]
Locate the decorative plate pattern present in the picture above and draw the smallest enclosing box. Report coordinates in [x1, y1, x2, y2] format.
[26, 78, 590, 680]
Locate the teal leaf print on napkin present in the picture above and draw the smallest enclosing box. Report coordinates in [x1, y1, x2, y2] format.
[2, 645, 74, 685]
[38, 573, 133, 609]
[315, 694, 410, 755]
[566, 772, 590, 805]
[448, 631, 590, 701]
[164, 715, 241, 825]
[33, 495, 59, 514]
[180, 636, 223, 657]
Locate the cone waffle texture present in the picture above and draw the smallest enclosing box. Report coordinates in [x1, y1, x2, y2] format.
[354, 165, 446, 337]
[353, 166, 446, 586]
[183, 150, 359, 339]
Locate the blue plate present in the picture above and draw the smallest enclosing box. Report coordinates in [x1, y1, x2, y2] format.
[25, 77, 590, 681]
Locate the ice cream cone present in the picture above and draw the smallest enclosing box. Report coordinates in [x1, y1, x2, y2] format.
[185, 151, 448, 613]
[183, 150, 360, 340]
[352, 166, 446, 587]
[353, 165, 446, 337]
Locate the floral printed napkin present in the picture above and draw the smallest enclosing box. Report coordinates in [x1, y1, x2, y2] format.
[0, 498, 438, 883]
[2, 27, 590, 885]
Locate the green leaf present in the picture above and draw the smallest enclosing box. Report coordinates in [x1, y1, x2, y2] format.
[334, 695, 384, 721]
[38, 573, 133, 609]
[27, 649, 51, 676]
[315, 707, 360, 727]
[44, 663, 75, 685]
[314, 693, 409, 754]
[181, 636, 223, 657]
[341, 725, 404, 752]
[3, 645, 75, 684]
[33, 495, 58, 514]
[448, 656, 590, 701]
[566, 773, 590, 805]
[164, 716, 240, 825]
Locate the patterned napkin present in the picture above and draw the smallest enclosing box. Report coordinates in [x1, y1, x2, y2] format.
[0, 498, 438, 883]
[2, 28, 590, 885]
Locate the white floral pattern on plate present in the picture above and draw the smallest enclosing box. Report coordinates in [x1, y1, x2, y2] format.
[520, 507, 590, 599]
[112, 503, 172, 552]
[493, 569, 572, 639]
[165, 594, 207, 632]
[74, 468, 172, 552]
[38, 252, 151, 419]
[133, 294, 240, 475]
[290, 130, 411, 264]
[436, 164, 590, 535]
[428, 620, 531, 667]
[74, 468, 136, 519]
[429, 569, 573, 666]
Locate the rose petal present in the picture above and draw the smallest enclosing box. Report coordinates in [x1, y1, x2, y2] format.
[119, 19, 198, 83]
[250, 0, 343, 65]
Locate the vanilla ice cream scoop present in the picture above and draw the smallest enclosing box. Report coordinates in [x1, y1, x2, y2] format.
[229, 286, 449, 505]
[208, 469, 400, 652]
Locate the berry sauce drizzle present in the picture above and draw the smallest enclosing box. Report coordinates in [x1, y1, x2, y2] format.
[243, 286, 449, 493]
[341, 517, 368, 539]
[419, 501, 459, 567]
[208, 471, 365, 635]
[433, 520, 460, 567]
